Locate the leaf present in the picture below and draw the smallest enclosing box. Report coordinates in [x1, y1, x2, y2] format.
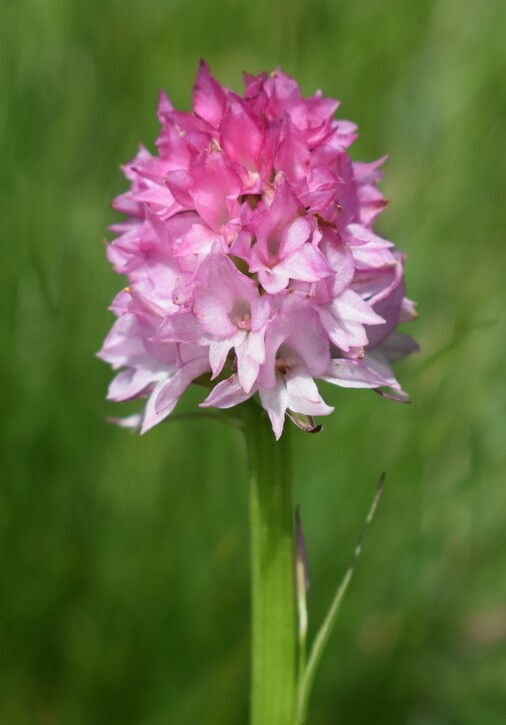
[293, 473, 385, 725]
[286, 410, 323, 434]
[295, 506, 310, 688]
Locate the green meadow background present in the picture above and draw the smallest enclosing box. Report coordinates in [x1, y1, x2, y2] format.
[1, 0, 505, 722]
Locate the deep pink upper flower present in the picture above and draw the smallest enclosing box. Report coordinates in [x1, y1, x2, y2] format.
[99, 61, 418, 438]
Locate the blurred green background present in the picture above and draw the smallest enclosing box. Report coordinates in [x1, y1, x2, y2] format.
[1, 0, 506, 722]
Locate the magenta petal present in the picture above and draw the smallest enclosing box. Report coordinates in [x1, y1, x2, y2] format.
[259, 379, 289, 440]
[278, 245, 332, 283]
[157, 311, 208, 345]
[165, 170, 194, 207]
[281, 216, 312, 256]
[357, 185, 388, 225]
[322, 358, 387, 388]
[174, 224, 219, 257]
[380, 332, 420, 362]
[361, 353, 401, 389]
[140, 379, 176, 433]
[154, 355, 210, 416]
[156, 89, 173, 122]
[319, 232, 355, 296]
[108, 367, 165, 402]
[331, 289, 385, 325]
[288, 316, 330, 379]
[220, 92, 264, 171]
[345, 223, 393, 248]
[156, 118, 194, 169]
[98, 314, 144, 368]
[209, 337, 238, 379]
[236, 329, 266, 393]
[192, 59, 227, 128]
[353, 156, 387, 184]
[201, 374, 254, 409]
[190, 145, 241, 231]
[275, 115, 310, 182]
[257, 268, 289, 294]
[319, 289, 384, 351]
[236, 355, 260, 395]
[285, 371, 334, 416]
[400, 298, 418, 323]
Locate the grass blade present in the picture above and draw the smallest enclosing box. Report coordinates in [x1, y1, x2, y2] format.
[293, 473, 385, 725]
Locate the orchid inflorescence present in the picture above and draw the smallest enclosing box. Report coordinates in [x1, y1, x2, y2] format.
[99, 61, 417, 438]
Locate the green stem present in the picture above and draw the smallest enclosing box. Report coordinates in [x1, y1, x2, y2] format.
[243, 403, 296, 725]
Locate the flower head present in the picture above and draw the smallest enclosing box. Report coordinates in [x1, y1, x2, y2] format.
[99, 61, 418, 438]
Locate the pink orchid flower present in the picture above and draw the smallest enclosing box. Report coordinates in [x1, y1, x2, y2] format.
[99, 61, 417, 437]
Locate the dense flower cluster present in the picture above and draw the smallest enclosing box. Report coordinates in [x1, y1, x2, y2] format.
[99, 62, 417, 438]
